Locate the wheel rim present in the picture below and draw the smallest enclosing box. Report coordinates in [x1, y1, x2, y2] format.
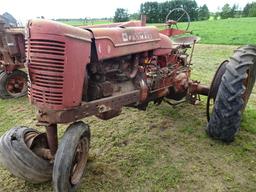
[70, 137, 89, 185]
[5, 75, 27, 96]
[206, 60, 228, 121]
[243, 65, 256, 109]
[24, 131, 39, 148]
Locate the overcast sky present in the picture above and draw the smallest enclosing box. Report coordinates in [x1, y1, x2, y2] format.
[0, 0, 254, 22]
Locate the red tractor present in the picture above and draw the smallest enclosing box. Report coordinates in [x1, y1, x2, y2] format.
[0, 14, 27, 99]
[0, 9, 255, 191]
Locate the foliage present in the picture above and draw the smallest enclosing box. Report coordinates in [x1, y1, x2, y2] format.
[198, 4, 210, 21]
[219, 3, 241, 19]
[220, 4, 232, 19]
[140, 1, 160, 23]
[249, 3, 256, 17]
[243, 2, 256, 17]
[140, 0, 200, 23]
[113, 8, 129, 23]
[129, 12, 140, 20]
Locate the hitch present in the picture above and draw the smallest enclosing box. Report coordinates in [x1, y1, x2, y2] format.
[187, 80, 210, 104]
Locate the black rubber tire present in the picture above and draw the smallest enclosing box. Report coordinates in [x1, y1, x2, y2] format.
[0, 127, 52, 183]
[0, 69, 28, 99]
[53, 121, 90, 192]
[207, 45, 256, 142]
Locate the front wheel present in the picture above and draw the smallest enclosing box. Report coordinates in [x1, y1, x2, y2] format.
[53, 121, 90, 192]
[206, 45, 256, 142]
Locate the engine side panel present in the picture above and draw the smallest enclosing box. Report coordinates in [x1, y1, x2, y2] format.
[90, 27, 161, 60]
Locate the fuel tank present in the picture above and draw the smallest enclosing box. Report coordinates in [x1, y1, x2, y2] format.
[26, 19, 92, 110]
[88, 26, 161, 60]
[153, 33, 174, 56]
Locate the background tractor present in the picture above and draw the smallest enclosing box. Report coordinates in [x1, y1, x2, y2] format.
[0, 9, 255, 192]
[0, 13, 27, 99]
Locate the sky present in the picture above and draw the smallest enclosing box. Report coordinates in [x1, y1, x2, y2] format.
[0, 0, 254, 22]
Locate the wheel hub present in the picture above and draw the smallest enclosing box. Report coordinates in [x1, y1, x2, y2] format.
[6, 75, 26, 95]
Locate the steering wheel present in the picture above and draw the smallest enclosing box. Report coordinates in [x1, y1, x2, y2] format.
[165, 8, 191, 31]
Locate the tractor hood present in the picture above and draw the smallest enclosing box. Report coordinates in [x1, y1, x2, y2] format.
[27, 19, 92, 42]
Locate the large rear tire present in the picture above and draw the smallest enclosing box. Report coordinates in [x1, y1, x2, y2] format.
[53, 121, 90, 192]
[206, 45, 256, 142]
[0, 69, 28, 99]
[0, 127, 52, 183]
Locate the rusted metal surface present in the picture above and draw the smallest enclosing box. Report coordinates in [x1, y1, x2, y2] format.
[187, 80, 210, 104]
[45, 124, 58, 155]
[188, 80, 209, 96]
[27, 19, 92, 110]
[6, 74, 26, 95]
[0, 19, 25, 71]
[159, 28, 188, 37]
[25, 18, 206, 127]
[37, 90, 140, 124]
[24, 131, 53, 160]
[91, 26, 161, 60]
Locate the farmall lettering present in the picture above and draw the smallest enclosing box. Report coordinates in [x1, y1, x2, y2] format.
[122, 31, 153, 42]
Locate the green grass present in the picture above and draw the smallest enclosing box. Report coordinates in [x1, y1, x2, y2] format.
[60, 19, 112, 26]
[0, 44, 256, 191]
[187, 17, 256, 45]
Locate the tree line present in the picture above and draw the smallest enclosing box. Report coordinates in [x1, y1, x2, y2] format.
[114, 1, 256, 23]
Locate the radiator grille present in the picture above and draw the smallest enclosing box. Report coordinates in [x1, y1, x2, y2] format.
[28, 39, 65, 106]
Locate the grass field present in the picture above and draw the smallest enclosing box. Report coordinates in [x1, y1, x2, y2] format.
[179, 17, 256, 45]
[62, 17, 256, 45]
[60, 19, 111, 26]
[0, 44, 256, 192]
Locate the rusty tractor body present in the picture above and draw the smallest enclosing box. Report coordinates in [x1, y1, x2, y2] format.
[0, 16, 27, 99]
[0, 9, 255, 192]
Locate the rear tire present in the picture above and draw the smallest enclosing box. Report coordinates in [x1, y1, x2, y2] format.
[0, 127, 52, 183]
[0, 70, 28, 99]
[53, 121, 90, 192]
[206, 45, 256, 142]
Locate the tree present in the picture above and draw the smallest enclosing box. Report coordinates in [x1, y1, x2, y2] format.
[220, 3, 232, 19]
[113, 8, 129, 22]
[230, 4, 238, 18]
[242, 2, 256, 17]
[249, 4, 256, 17]
[140, 2, 160, 23]
[140, 0, 199, 23]
[243, 3, 253, 17]
[180, 0, 198, 21]
[198, 4, 210, 20]
[129, 12, 140, 20]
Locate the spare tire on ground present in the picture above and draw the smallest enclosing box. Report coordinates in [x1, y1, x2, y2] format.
[0, 127, 52, 183]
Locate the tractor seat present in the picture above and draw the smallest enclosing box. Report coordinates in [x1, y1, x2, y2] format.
[170, 34, 200, 46]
